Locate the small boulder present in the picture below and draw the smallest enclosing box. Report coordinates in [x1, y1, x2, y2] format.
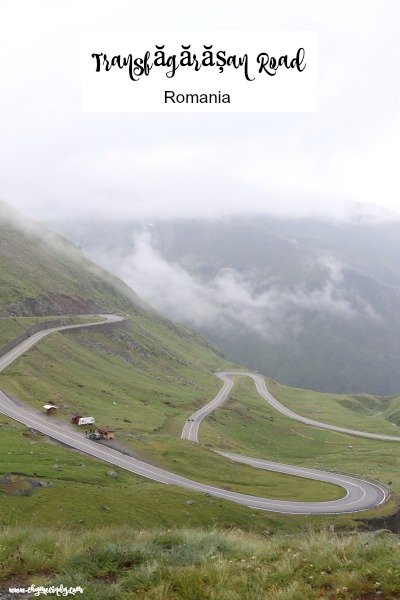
[107, 470, 118, 478]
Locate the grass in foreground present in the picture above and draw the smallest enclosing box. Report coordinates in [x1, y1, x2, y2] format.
[1, 526, 400, 599]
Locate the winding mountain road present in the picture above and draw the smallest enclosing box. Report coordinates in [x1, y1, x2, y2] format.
[0, 317, 391, 514]
[182, 371, 400, 443]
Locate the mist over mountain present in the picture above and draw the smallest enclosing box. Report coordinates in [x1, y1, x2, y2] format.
[0, 200, 149, 317]
[52, 214, 400, 395]
[0, 200, 223, 380]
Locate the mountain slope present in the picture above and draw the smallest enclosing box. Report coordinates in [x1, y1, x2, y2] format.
[52, 215, 400, 395]
[0, 200, 149, 316]
[2, 202, 400, 535]
[0, 202, 355, 520]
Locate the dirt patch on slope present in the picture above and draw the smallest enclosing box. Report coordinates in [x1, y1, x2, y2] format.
[0, 474, 41, 496]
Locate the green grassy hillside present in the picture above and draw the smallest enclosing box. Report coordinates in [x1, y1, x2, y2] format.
[2, 203, 400, 598]
[200, 377, 400, 496]
[2, 323, 399, 514]
[0, 200, 147, 316]
[0, 202, 352, 520]
[2, 526, 400, 599]
[0, 323, 346, 503]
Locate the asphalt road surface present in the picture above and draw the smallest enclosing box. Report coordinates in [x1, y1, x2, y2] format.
[0, 319, 389, 514]
[182, 371, 400, 443]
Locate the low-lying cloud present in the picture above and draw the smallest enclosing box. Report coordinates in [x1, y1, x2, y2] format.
[95, 231, 379, 342]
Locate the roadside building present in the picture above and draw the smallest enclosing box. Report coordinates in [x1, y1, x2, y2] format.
[43, 404, 58, 415]
[71, 414, 82, 424]
[97, 427, 115, 440]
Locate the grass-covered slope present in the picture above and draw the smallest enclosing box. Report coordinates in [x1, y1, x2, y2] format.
[0, 200, 399, 529]
[2, 204, 400, 597]
[0, 322, 345, 503]
[0, 202, 348, 521]
[199, 377, 400, 497]
[2, 527, 400, 600]
[1, 320, 399, 514]
[1, 315, 398, 541]
[0, 200, 147, 316]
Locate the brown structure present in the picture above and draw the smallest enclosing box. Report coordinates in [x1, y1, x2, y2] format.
[71, 414, 82, 424]
[97, 427, 115, 440]
[43, 404, 58, 415]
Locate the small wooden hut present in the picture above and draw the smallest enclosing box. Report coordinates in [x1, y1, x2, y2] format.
[97, 427, 115, 440]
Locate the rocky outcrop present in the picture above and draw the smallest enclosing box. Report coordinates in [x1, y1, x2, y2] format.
[6, 292, 102, 317]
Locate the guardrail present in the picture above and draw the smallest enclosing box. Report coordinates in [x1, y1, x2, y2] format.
[0, 319, 71, 358]
[0, 317, 131, 358]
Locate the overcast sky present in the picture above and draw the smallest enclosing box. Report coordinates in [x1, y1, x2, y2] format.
[0, 0, 399, 224]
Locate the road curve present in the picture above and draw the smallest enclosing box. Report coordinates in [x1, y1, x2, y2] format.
[182, 371, 400, 443]
[0, 313, 124, 372]
[0, 321, 389, 514]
